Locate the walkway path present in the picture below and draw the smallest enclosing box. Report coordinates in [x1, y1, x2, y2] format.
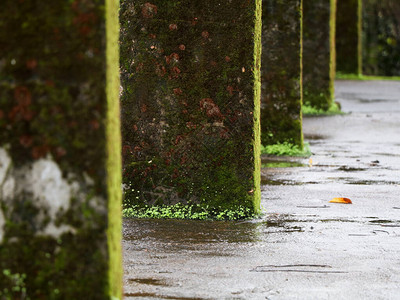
[123, 80, 400, 299]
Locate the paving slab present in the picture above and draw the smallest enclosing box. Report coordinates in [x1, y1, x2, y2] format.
[123, 80, 400, 299]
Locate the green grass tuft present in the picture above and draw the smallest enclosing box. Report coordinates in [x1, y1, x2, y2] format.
[302, 101, 343, 116]
[122, 203, 257, 221]
[336, 73, 400, 81]
[261, 142, 311, 157]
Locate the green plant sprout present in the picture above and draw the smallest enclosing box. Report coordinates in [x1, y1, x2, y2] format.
[122, 203, 257, 220]
[0, 269, 28, 300]
[261, 142, 311, 157]
[336, 72, 400, 81]
[302, 101, 343, 116]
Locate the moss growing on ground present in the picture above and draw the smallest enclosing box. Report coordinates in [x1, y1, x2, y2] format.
[261, 142, 311, 157]
[302, 101, 343, 116]
[336, 73, 400, 81]
[123, 203, 256, 221]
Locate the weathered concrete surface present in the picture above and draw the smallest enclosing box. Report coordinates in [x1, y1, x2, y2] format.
[261, 0, 303, 147]
[303, 0, 336, 110]
[336, 0, 362, 74]
[123, 80, 400, 299]
[120, 0, 262, 213]
[0, 1, 122, 298]
[363, 0, 400, 76]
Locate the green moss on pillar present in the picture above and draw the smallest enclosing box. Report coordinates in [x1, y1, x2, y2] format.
[330, 0, 337, 100]
[120, 0, 262, 215]
[106, 0, 122, 299]
[357, 0, 362, 75]
[261, 0, 303, 148]
[253, 0, 262, 214]
[363, 0, 400, 76]
[0, 1, 122, 298]
[303, 0, 337, 110]
[336, 0, 362, 75]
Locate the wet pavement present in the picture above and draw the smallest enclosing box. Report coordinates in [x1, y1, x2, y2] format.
[123, 80, 400, 299]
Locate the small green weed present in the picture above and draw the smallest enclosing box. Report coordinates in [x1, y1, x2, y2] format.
[336, 72, 400, 81]
[261, 142, 311, 157]
[123, 203, 256, 221]
[0, 269, 28, 300]
[302, 101, 343, 116]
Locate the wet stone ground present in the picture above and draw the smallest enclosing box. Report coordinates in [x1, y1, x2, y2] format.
[123, 80, 400, 299]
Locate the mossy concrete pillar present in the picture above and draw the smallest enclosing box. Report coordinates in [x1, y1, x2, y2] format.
[261, 0, 303, 147]
[336, 0, 362, 75]
[0, 1, 122, 299]
[120, 0, 262, 214]
[363, 0, 400, 76]
[303, 0, 337, 110]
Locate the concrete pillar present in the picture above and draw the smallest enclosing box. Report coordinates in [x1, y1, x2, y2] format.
[0, 1, 122, 299]
[303, 0, 337, 110]
[362, 0, 400, 76]
[336, 0, 362, 75]
[120, 0, 262, 214]
[261, 0, 303, 147]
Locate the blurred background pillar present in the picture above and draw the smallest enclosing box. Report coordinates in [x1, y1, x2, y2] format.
[0, 0, 122, 298]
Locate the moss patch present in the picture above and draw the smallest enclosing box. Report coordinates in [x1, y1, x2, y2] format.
[261, 142, 311, 157]
[105, 0, 122, 298]
[303, 0, 336, 110]
[260, 0, 303, 148]
[302, 101, 343, 116]
[336, 0, 362, 74]
[363, 0, 400, 76]
[123, 203, 256, 220]
[336, 73, 400, 81]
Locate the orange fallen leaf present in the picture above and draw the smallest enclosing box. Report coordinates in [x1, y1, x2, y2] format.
[329, 197, 352, 204]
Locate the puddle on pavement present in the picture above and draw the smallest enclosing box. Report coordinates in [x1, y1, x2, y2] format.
[326, 177, 400, 185]
[368, 219, 398, 224]
[124, 292, 207, 300]
[357, 99, 395, 103]
[123, 218, 262, 245]
[347, 180, 400, 185]
[337, 166, 366, 172]
[123, 214, 311, 249]
[262, 161, 307, 168]
[372, 152, 400, 157]
[250, 264, 347, 274]
[319, 219, 357, 223]
[127, 278, 171, 287]
[304, 133, 327, 140]
[261, 177, 303, 186]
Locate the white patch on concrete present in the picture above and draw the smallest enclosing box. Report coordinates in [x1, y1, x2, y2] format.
[25, 159, 71, 217]
[0, 147, 12, 243]
[0, 147, 11, 185]
[0, 208, 4, 243]
[0, 147, 103, 239]
[1, 176, 15, 201]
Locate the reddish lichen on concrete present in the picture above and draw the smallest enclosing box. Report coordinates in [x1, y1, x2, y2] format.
[0, 1, 121, 298]
[303, 0, 336, 110]
[336, 0, 362, 75]
[120, 0, 262, 214]
[261, 0, 303, 147]
[363, 0, 400, 76]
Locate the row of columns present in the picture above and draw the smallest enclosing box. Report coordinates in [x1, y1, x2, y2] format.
[0, 0, 365, 298]
[120, 0, 339, 214]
